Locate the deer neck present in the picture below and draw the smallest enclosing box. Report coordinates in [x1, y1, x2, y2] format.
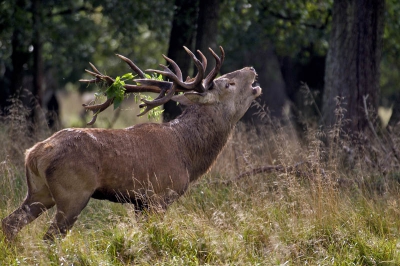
[169, 104, 233, 181]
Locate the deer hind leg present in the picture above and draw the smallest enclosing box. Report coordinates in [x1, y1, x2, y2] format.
[2, 171, 55, 241]
[43, 188, 92, 241]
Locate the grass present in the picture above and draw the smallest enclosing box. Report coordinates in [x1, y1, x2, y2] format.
[2, 96, 400, 265]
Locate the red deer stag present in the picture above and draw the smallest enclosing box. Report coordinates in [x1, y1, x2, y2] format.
[2, 46, 262, 241]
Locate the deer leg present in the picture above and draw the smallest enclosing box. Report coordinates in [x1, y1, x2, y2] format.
[43, 191, 91, 241]
[2, 186, 55, 241]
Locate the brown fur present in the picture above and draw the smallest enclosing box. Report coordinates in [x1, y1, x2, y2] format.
[2, 67, 262, 241]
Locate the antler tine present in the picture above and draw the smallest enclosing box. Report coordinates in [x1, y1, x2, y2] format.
[82, 98, 114, 125]
[89, 62, 102, 75]
[137, 85, 177, 117]
[79, 78, 98, 84]
[162, 55, 183, 81]
[84, 68, 100, 77]
[116, 54, 145, 79]
[124, 81, 171, 94]
[81, 67, 115, 86]
[146, 46, 205, 92]
[83, 98, 114, 111]
[197, 49, 207, 72]
[151, 63, 178, 78]
[181, 46, 205, 91]
[203, 46, 225, 90]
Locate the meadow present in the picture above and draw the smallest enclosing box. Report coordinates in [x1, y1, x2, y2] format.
[1, 95, 400, 265]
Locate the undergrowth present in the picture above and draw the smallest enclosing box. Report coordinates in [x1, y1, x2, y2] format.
[1, 99, 400, 265]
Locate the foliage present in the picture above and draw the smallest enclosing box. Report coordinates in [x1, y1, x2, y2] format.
[380, 0, 400, 99]
[2, 0, 399, 125]
[219, 0, 332, 62]
[103, 73, 131, 110]
[92, 72, 165, 120]
[139, 95, 165, 121]
[0, 0, 173, 91]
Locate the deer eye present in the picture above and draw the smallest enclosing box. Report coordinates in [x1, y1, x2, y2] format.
[225, 82, 235, 88]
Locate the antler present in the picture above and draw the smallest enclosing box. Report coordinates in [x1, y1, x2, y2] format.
[80, 46, 224, 125]
[146, 47, 208, 92]
[80, 55, 172, 125]
[203, 46, 225, 90]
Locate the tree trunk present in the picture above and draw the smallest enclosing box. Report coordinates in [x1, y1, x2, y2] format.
[163, 0, 198, 122]
[10, 29, 28, 99]
[322, 0, 384, 134]
[10, 1, 30, 100]
[242, 40, 287, 123]
[31, 0, 44, 124]
[195, 0, 220, 74]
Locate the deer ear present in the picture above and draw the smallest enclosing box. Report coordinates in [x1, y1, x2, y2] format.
[171, 92, 218, 106]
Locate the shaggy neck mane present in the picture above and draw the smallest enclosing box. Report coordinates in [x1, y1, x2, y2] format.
[167, 104, 233, 181]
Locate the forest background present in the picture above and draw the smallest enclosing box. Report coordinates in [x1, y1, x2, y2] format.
[1, 0, 399, 131]
[2, 0, 400, 265]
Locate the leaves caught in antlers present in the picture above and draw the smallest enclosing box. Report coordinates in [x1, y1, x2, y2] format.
[80, 46, 225, 125]
[79, 60, 170, 124]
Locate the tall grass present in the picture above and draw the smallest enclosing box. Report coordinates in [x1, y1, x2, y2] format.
[1, 98, 400, 265]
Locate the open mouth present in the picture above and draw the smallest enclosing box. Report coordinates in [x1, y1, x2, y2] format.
[252, 86, 262, 96]
[249, 68, 261, 96]
[251, 77, 261, 97]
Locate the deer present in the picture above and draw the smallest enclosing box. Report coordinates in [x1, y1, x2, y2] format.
[2, 46, 262, 241]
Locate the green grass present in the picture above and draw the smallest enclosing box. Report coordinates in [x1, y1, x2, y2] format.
[2, 99, 400, 265]
[2, 172, 400, 265]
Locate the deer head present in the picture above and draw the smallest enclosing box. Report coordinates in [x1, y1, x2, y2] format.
[2, 46, 262, 241]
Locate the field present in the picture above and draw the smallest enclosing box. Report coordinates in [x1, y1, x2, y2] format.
[1, 96, 400, 265]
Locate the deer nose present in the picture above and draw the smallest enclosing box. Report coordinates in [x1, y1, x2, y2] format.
[249, 67, 258, 78]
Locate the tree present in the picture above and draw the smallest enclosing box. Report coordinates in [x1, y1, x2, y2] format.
[163, 0, 198, 121]
[0, 0, 173, 128]
[380, 0, 400, 126]
[322, 0, 385, 134]
[195, 0, 220, 74]
[0, 0, 101, 127]
[217, 0, 332, 124]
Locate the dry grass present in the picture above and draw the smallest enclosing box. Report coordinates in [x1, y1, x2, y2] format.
[2, 97, 400, 265]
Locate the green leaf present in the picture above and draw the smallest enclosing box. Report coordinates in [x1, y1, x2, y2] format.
[121, 73, 134, 80]
[104, 75, 127, 110]
[113, 97, 123, 110]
